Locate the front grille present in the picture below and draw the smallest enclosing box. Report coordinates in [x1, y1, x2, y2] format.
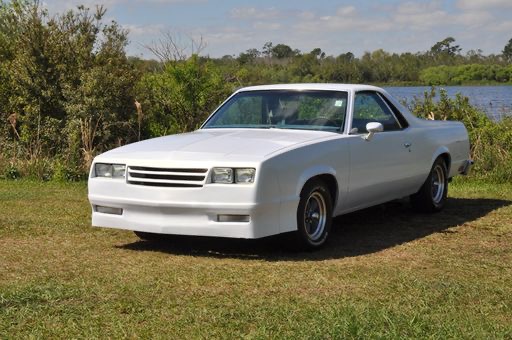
[127, 166, 208, 188]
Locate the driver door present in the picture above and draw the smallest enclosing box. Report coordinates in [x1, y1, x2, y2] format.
[343, 91, 415, 211]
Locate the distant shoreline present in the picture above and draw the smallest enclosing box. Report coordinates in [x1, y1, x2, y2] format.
[378, 82, 512, 87]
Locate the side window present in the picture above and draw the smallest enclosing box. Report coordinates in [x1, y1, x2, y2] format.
[380, 94, 409, 128]
[352, 91, 401, 132]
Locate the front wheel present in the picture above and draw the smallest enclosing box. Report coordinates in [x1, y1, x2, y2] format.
[293, 179, 333, 250]
[410, 158, 448, 212]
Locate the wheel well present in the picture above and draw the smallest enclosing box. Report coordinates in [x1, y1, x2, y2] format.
[306, 174, 338, 206]
[438, 153, 451, 174]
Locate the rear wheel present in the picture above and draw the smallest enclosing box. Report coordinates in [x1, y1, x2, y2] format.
[293, 179, 333, 250]
[410, 157, 448, 212]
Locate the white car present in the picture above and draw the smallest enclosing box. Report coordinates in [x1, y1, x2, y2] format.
[88, 84, 472, 249]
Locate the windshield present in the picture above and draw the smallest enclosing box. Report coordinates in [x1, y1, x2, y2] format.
[202, 90, 348, 132]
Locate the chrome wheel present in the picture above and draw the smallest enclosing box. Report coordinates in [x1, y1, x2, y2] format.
[304, 191, 327, 241]
[431, 164, 446, 204]
[410, 157, 448, 213]
[293, 178, 333, 250]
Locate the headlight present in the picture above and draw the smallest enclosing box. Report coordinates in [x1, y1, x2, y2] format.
[235, 168, 255, 183]
[94, 163, 126, 178]
[112, 164, 126, 178]
[95, 163, 112, 177]
[212, 167, 255, 184]
[212, 168, 233, 184]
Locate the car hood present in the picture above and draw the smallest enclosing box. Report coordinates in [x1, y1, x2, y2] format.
[96, 128, 337, 163]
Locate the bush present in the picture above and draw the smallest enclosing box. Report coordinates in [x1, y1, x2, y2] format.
[3, 163, 20, 180]
[137, 55, 233, 137]
[0, 156, 87, 182]
[53, 160, 87, 182]
[419, 64, 511, 85]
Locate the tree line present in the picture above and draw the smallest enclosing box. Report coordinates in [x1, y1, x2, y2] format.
[0, 1, 511, 180]
[219, 38, 512, 86]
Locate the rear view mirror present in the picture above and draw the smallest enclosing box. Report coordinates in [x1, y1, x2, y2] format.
[364, 122, 384, 141]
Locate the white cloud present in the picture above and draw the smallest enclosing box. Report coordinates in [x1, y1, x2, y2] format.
[457, 0, 512, 10]
[336, 6, 356, 16]
[298, 11, 315, 20]
[453, 10, 493, 27]
[43, 0, 204, 14]
[42, 0, 117, 13]
[293, 6, 392, 33]
[230, 7, 280, 20]
[390, 1, 449, 30]
[124, 24, 164, 37]
[203, 27, 253, 48]
[253, 22, 281, 31]
[486, 20, 512, 32]
[396, 0, 443, 14]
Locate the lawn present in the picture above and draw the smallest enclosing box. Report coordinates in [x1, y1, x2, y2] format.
[0, 179, 511, 338]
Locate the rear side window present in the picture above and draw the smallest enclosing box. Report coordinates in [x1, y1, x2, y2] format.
[380, 93, 409, 128]
[352, 91, 401, 132]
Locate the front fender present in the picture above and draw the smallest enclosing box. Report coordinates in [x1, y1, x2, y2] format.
[264, 138, 350, 233]
[296, 166, 337, 197]
[274, 165, 337, 234]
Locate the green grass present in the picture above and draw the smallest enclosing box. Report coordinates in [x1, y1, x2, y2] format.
[1, 179, 511, 338]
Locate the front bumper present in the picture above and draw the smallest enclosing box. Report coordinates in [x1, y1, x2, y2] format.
[88, 178, 295, 239]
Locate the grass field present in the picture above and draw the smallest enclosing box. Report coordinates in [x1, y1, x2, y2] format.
[1, 179, 511, 338]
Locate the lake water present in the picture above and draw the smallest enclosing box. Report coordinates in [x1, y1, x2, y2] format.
[384, 85, 512, 120]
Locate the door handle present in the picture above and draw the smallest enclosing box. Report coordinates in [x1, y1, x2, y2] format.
[404, 142, 412, 148]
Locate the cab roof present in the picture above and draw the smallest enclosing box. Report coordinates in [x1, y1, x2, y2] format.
[237, 83, 383, 93]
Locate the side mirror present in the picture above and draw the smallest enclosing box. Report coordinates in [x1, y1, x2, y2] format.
[364, 122, 384, 141]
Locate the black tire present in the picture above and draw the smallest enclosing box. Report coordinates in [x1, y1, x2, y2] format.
[292, 179, 333, 250]
[410, 157, 448, 212]
[133, 231, 168, 242]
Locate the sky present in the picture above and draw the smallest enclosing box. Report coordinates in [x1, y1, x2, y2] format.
[42, 0, 512, 59]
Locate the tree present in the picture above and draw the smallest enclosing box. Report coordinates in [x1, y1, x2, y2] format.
[466, 49, 484, 63]
[137, 55, 232, 136]
[7, 1, 67, 159]
[290, 53, 318, 79]
[271, 43, 295, 59]
[145, 31, 206, 63]
[237, 48, 260, 65]
[62, 16, 138, 167]
[503, 38, 512, 63]
[2, 1, 137, 169]
[262, 42, 273, 58]
[260, 41, 274, 65]
[430, 37, 461, 56]
[310, 48, 326, 59]
[337, 52, 355, 62]
[429, 37, 462, 65]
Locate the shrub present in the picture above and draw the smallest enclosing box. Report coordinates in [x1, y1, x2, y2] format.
[53, 160, 87, 182]
[3, 163, 21, 180]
